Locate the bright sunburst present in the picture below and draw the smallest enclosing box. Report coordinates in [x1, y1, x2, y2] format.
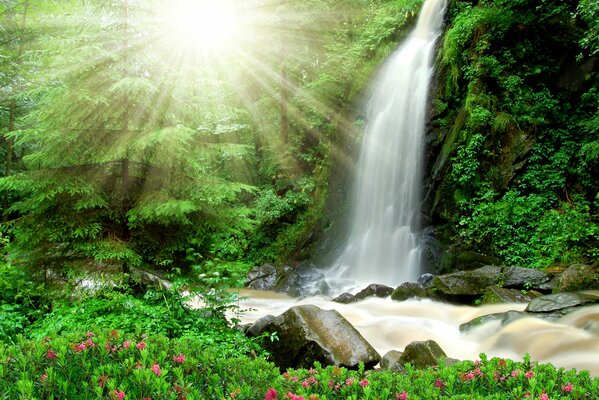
[157, 0, 240, 53]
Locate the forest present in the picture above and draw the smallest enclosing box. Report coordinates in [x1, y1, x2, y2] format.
[0, 0, 597, 398]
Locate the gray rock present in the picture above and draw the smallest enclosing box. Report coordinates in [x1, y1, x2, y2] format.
[554, 265, 599, 292]
[247, 305, 380, 370]
[246, 264, 278, 291]
[501, 267, 550, 290]
[418, 273, 435, 287]
[391, 282, 429, 301]
[333, 293, 356, 304]
[399, 340, 447, 369]
[433, 265, 552, 296]
[526, 292, 599, 314]
[433, 266, 502, 295]
[354, 284, 394, 300]
[460, 310, 529, 332]
[379, 350, 405, 372]
[481, 286, 542, 305]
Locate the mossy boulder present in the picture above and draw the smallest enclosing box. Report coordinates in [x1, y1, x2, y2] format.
[391, 282, 430, 301]
[481, 286, 542, 305]
[554, 265, 599, 292]
[247, 305, 380, 370]
[399, 340, 447, 369]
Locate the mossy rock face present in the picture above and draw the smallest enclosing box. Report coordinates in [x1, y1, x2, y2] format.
[391, 282, 430, 301]
[554, 265, 599, 292]
[399, 340, 447, 369]
[481, 286, 542, 305]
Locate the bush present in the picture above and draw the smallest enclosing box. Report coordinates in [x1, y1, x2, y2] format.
[2, 334, 598, 399]
[0, 330, 279, 399]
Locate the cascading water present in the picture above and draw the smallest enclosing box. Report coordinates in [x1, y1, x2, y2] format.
[222, 0, 599, 379]
[325, 0, 447, 291]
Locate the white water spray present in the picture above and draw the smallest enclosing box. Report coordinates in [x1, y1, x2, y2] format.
[326, 0, 447, 291]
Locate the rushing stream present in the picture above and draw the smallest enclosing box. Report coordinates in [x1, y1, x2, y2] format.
[234, 290, 599, 376]
[234, 0, 599, 378]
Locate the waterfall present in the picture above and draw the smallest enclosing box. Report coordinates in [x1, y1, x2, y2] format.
[326, 0, 447, 291]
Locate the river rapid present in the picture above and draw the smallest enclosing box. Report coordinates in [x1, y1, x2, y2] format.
[232, 289, 599, 376]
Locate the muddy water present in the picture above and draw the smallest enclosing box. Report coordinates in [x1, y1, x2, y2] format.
[231, 290, 599, 376]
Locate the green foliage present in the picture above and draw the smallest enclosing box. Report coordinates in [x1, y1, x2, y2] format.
[0, 263, 49, 342]
[0, 330, 277, 399]
[3, 338, 596, 400]
[433, 0, 598, 268]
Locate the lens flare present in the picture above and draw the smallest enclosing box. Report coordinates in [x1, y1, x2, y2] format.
[158, 0, 240, 53]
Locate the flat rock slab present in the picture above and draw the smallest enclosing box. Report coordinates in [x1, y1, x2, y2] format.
[248, 304, 380, 370]
[433, 266, 551, 296]
[526, 292, 599, 313]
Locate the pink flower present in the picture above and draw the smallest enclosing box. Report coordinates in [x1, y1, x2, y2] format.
[308, 376, 316, 384]
[539, 393, 549, 400]
[40, 373, 48, 382]
[302, 379, 309, 388]
[173, 353, 185, 364]
[136, 342, 146, 350]
[150, 363, 161, 376]
[474, 360, 481, 367]
[360, 379, 369, 387]
[525, 370, 535, 379]
[86, 331, 95, 338]
[46, 350, 57, 360]
[265, 388, 277, 400]
[396, 391, 408, 400]
[112, 390, 125, 400]
[86, 339, 95, 348]
[511, 369, 521, 378]
[291, 376, 298, 382]
[345, 377, 355, 386]
[308, 367, 316, 375]
[474, 368, 483, 377]
[462, 371, 475, 381]
[230, 389, 241, 398]
[73, 342, 87, 352]
[561, 382, 573, 393]
[122, 340, 132, 349]
[434, 378, 446, 388]
[110, 330, 119, 339]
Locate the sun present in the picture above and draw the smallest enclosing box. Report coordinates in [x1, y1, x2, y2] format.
[157, 0, 240, 53]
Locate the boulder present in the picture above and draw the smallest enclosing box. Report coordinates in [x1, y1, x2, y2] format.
[354, 284, 394, 301]
[501, 266, 551, 291]
[526, 292, 599, 314]
[433, 266, 552, 297]
[399, 340, 447, 369]
[247, 305, 380, 370]
[481, 286, 542, 305]
[332, 293, 356, 304]
[379, 350, 405, 372]
[418, 273, 435, 287]
[246, 264, 278, 291]
[433, 266, 502, 295]
[554, 265, 599, 292]
[391, 282, 430, 301]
